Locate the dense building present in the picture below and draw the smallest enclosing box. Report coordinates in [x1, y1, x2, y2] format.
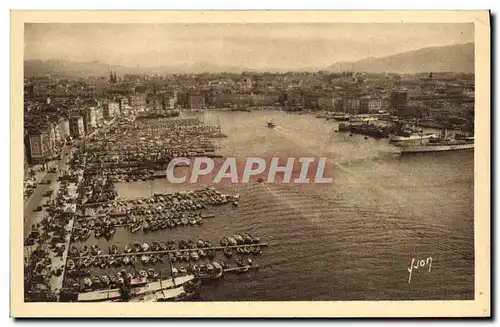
[28, 128, 54, 163]
[129, 93, 147, 110]
[81, 107, 97, 133]
[69, 116, 85, 138]
[390, 89, 409, 113]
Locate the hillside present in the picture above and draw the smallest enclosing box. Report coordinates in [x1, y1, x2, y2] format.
[324, 43, 474, 73]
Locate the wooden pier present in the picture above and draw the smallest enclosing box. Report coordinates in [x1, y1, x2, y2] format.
[69, 243, 269, 260]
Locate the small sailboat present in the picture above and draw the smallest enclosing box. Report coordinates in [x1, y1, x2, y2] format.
[141, 242, 150, 252]
[224, 247, 233, 257]
[124, 244, 133, 253]
[141, 254, 150, 264]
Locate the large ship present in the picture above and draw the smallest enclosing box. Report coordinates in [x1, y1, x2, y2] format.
[399, 130, 474, 154]
[389, 122, 439, 145]
[390, 131, 439, 145]
[399, 140, 474, 154]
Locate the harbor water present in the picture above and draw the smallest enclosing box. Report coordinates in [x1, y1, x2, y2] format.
[106, 110, 474, 301]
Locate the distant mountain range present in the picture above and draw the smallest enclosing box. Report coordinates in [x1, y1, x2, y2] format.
[324, 43, 474, 73]
[24, 42, 474, 77]
[23, 59, 246, 77]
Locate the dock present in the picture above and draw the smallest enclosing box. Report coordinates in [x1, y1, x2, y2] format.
[69, 243, 269, 259]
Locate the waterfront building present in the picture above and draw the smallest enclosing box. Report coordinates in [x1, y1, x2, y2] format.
[343, 98, 361, 113]
[360, 96, 383, 113]
[250, 93, 280, 106]
[188, 94, 206, 109]
[390, 89, 409, 113]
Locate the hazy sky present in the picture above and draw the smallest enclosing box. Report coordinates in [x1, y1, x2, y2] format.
[25, 23, 474, 70]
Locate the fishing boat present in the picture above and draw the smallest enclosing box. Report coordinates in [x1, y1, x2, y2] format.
[159, 242, 168, 251]
[82, 277, 92, 290]
[190, 251, 199, 261]
[100, 275, 111, 286]
[130, 223, 141, 233]
[207, 249, 216, 259]
[236, 258, 246, 267]
[139, 270, 148, 279]
[91, 276, 102, 289]
[151, 241, 160, 252]
[66, 259, 76, 270]
[122, 256, 130, 265]
[243, 233, 254, 244]
[234, 234, 245, 245]
[198, 249, 207, 258]
[147, 269, 159, 279]
[90, 245, 102, 256]
[220, 237, 229, 246]
[69, 246, 79, 257]
[330, 114, 350, 121]
[141, 255, 150, 264]
[182, 251, 191, 261]
[80, 245, 90, 257]
[109, 245, 118, 255]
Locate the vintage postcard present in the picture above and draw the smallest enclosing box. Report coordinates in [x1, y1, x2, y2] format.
[11, 10, 490, 317]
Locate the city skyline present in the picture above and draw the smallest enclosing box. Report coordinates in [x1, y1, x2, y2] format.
[25, 23, 474, 71]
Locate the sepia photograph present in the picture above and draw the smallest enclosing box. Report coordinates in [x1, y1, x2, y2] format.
[10, 10, 490, 317]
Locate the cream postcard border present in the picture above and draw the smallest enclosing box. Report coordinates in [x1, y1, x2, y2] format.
[10, 10, 490, 318]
